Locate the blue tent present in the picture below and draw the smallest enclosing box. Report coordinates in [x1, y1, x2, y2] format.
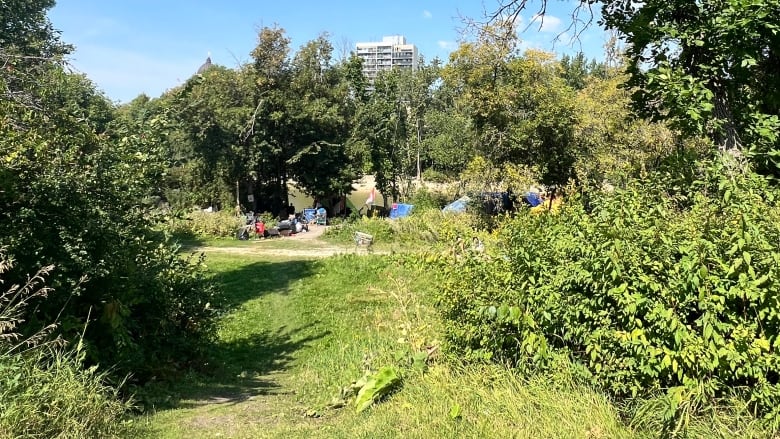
[442, 196, 470, 213]
[524, 192, 542, 207]
[389, 203, 414, 219]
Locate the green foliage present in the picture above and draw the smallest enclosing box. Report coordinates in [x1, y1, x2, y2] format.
[435, 155, 780, 432]
[573, 70, 678, 188]
[559, 52, 607, 90]
[167, 210, 244, 239]
[0, 0, 69, 58]
[325, 217, 396, 244]
[1, 30, 223, 384]
[0, 349, 132, 439]
[443, 27, 578, 186]
[325, 208, 482, 249]
[354, 366, 402, 412]
[608, 0, 780, 159]
[0, 253, 131, 439]
[493, 0, 780, 174]
[406, 187, 450, 211]
[421, 168, 453, 184]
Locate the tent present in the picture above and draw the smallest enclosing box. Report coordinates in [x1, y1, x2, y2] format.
[442, 196, 470, 213]
[524, 191, 542, 207]
[389, 203, 414, 219]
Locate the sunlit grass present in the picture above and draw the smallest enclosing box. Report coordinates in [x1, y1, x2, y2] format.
[137, 252, 632, 438]
[137, 251, 771, 438]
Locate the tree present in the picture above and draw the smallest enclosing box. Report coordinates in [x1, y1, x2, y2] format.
[396, 58, 441, 181]
[173, 65, 256, 210]
[0, 0, 69, 58]
[572, 68, 677, 187]
[1, 1, 220, 382]
[491, 0, 780, 174]
[284, 34, 357, 201]
[352, 70, 408, 205]
[559, 52, 607, 90]
[443, 25, 578, 186]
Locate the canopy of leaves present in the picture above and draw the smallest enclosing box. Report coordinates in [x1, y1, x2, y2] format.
[492, 0, 780, 175]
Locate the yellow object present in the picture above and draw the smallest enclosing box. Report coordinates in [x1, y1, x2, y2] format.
[530, 197, 563, 214]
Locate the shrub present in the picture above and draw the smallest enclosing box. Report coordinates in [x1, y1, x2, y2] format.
[325, 208, 484, 249]
[407, 187, 450, 211]
[421, 168, 452, 183]
[393, 209, 483, 245]
[167, 210, 244, 239]
[324, 216, 396, 245]
[434, 156, 780, 431]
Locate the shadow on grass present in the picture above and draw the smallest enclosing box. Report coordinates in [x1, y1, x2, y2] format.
[212, 259, 318, 308]
[170, 325, 330, 409]
[139, 259, 323, 410]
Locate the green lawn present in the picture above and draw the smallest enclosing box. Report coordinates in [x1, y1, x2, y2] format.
[134, 251, 645, 438]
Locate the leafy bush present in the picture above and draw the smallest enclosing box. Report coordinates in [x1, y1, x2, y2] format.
[406, 187, 451, 211]
[393, 209, 483, 245]
[434, 156, 780, 431]
[421, 168, 452, 183]
[167, 210, 244, 239]
[1, 70, 224, 384]
[324, 216, 396, 244]
[325, 208, 483, 249]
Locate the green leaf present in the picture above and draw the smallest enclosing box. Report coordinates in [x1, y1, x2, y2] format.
[753, 274, 769, 287]
[497, 304, 510, 321]
[355, 366, 401, 413]
[755, 338, 770, 352]
[449, 403, 463, 420]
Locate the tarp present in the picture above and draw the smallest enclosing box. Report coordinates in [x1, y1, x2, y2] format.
[389, 203, 414, 219]
[442, 196, 470, 213]
[524, 192, 542, 207]
[303, 208, 317, 222]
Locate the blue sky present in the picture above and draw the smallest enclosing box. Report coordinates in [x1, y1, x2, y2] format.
[48, 1, 607, 104]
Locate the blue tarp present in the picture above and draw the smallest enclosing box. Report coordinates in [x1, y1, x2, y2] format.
[442, 196, 470, 213]
[524, 192, 542, 207]
[303, 208, 316, 222]
[389, 203, 414, 219]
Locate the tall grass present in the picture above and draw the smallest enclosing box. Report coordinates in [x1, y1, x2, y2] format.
[0, 250, 133, 439]
[166, 210, 244, 239]
[0, 349, 133, 439]
[324, 207, 484, 249]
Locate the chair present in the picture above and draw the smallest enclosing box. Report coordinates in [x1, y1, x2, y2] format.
[315, 207, 327, 225]
[354, 231, 373, 252]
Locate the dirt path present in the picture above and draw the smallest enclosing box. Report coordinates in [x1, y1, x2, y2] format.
[192, 225, 381, 258]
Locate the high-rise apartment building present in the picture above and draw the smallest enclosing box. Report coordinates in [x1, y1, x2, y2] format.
[355, 36, 418, 83]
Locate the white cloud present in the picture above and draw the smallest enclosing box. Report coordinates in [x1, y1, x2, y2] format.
[530, 14, 562, 33]
[437, 40, 457, 50]
[422, 10, 432, 19]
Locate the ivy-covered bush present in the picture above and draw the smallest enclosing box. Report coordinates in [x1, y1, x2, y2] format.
[434, 157, 780, 426]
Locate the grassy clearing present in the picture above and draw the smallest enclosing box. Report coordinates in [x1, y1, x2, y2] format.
[136, 251, 646, 438]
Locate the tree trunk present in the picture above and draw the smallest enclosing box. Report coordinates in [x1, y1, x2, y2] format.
[416, 117, 422, 182]
[713, 87, 741, 151]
